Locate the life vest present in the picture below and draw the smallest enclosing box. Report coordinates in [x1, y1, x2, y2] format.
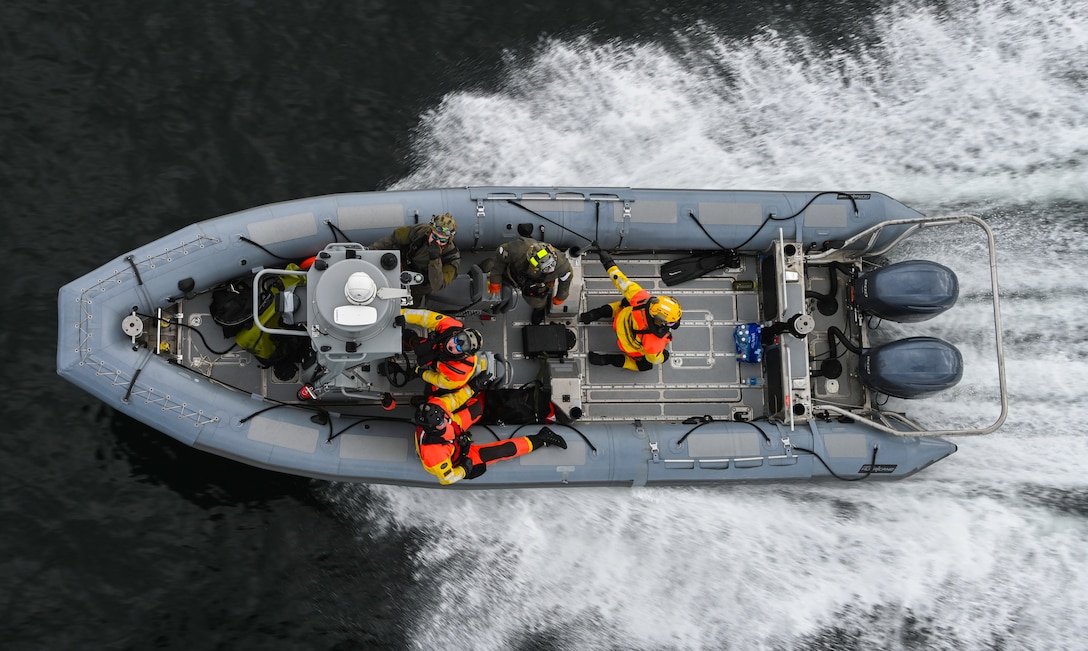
[614, 292, 672, 358]
[402, 308, 480, 390]
[412, 335, 477, 390]
[415, 417, 465, 484]
[414, 390, 484, 484]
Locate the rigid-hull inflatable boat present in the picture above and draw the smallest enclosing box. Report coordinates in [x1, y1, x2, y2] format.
[56, 187, 1007, 488]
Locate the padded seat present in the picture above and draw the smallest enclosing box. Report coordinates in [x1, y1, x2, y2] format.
[424, 264, 517, 314]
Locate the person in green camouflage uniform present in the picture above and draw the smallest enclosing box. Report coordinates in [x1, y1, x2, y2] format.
[371, 213, 460, 305]
[486, 238, 572, 322]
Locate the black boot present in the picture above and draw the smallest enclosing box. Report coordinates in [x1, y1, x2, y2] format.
[529, 426, 567, 450]
[530, 306, 546, 325]
[578, 305, 612, 324]
[633, 349, 669, 372]
[588, 352, 626, 368]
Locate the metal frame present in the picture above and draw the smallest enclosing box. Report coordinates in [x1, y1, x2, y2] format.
[251, 268, 311, 337]
[807, 214, 1008, 436]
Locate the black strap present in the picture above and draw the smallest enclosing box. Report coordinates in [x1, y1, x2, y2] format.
[628, 303, 661, 336]
[405, 238, 425, 268]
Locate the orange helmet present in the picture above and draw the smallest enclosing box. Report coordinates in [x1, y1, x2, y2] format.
[648, 295, 682, 328]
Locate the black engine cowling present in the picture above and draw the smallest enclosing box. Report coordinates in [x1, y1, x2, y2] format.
[860, 336, 963, 399]
[853, 260, 958, 323]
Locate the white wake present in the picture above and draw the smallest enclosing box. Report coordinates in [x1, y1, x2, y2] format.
[351, 1, 1088, 648]
[393, 0, 1088, 210]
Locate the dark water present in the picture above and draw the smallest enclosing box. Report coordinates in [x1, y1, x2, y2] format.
[3, 2, 759, 649]
[7, 1, 1088, 649]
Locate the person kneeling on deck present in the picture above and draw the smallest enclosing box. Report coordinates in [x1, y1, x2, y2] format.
[579, 249, 682, 371]
[413, 378, 567, 485]
[486, 238, 573, 325]
[398, 307, 482, 394]
[370, 212, 460, 305]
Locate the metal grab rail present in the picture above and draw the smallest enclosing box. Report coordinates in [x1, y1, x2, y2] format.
[808, 214, 1008, 437]
[251, 268, 311, 337]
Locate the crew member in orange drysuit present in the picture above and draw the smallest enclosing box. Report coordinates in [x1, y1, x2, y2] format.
[413, 377, 567, 485]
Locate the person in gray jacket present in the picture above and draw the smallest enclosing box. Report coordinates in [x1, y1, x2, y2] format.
[371, 213, 460, 305]
[486, 238, 572, 324]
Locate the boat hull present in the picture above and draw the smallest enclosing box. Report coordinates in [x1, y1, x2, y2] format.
[58, 186, 963, 487]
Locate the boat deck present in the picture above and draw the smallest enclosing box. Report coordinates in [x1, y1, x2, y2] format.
[517, 255, 766, 422]
[168, 248, 869, 426]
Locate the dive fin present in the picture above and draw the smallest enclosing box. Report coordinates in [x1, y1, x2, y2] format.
[660, 250, 740, 286]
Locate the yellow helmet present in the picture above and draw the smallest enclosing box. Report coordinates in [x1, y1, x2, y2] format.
[648, 295, 682, 327]
[527, 243, 558, 273]
[430, 213, 456, 240]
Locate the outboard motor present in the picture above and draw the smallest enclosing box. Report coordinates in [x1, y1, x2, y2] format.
[853, 260, 958, 323]
[859, 336, 964, 399]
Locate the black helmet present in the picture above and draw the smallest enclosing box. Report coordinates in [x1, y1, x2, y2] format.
[413, 403, 447, 430]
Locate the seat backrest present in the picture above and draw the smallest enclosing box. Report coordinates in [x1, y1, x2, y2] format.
[424, 264, 483, 311]
[466, 264, 485, 303]
[474, 350, 509, 387]
[425, 264, 519, 314]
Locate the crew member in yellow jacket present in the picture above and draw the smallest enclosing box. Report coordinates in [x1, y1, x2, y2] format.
[399, 307, 482, 394]
[579, 249, 682, 371]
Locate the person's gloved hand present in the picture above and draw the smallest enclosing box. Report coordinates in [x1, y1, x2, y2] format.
[551, 296, 564, 306]
[598, 249, 615, 270]
[488, 282, 502, 299]
[428, 241, 442, 260]
[469, 371, 496, 392]
[456, 433, 473, 458]
[412, 365, 425, 379]
[394, 314, 406, 327]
